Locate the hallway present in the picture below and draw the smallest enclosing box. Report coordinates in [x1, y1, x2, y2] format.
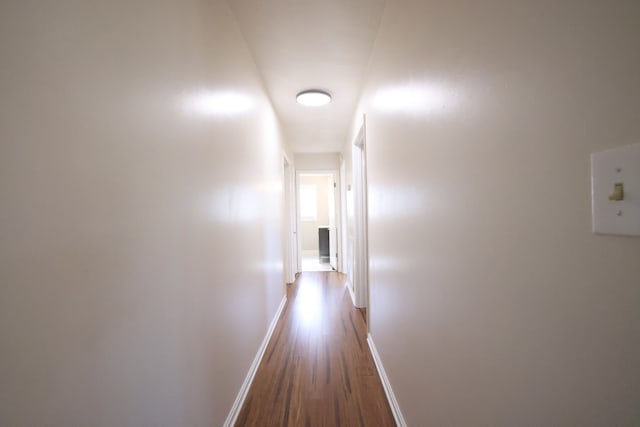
[236, 272, 395, 426]
[2, 1, 640, 426]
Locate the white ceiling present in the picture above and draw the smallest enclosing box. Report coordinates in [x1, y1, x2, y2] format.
[228, 0, 386, 153]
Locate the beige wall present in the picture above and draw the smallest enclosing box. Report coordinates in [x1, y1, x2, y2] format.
[351, 0, 640, 425]
[294, 152, 340, 170]
[0, 1, 287, 426]
[299, 175, 331, 251]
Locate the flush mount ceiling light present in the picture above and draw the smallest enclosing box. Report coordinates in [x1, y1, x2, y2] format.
[296, 89, 332, 106]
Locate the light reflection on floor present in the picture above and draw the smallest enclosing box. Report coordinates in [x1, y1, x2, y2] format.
[294, 275, 323, 330]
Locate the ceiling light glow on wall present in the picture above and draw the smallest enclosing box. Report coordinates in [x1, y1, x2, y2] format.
[373, 83, 451, 114]
[181, 90, 254, 117]
[296, 90, 331, 106]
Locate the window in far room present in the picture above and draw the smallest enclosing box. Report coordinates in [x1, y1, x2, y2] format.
[300, 184, 317, 221]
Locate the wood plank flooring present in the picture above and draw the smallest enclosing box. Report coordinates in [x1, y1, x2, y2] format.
[235, 272, 396, 427]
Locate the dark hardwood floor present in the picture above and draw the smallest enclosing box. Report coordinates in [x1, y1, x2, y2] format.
[235, 272, 396, 427]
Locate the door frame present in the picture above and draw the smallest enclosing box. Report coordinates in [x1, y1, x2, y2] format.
[352, 116, 370, 311]
[295, 169, 342, 273]
[339, 158, 347, 274]
[283, 153, 297, 284]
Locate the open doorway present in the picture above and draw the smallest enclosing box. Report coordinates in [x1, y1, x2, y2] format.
[297, 172, 338, 272]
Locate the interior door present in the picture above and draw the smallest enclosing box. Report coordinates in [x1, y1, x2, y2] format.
[328, 175, 337, 270]
[283, 156, 297, 283]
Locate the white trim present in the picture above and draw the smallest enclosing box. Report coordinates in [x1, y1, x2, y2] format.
[283, 153, 297, 284]
[339, 157, 347, 273]
[223, 296, 287, 427]
[352, 116, 369, 310]
[367, 334, 407, 427]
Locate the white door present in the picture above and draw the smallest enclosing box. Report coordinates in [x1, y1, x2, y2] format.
[328, 175, 337, 270]
[283, 156, 297, 283]
[352, 118, 369, 309]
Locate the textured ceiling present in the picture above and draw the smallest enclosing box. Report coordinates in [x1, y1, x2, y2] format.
[228, 0, 386, 153]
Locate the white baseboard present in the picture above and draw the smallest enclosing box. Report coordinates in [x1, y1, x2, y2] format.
[223, 295, 287, 427]
[367, 334, 408, 427]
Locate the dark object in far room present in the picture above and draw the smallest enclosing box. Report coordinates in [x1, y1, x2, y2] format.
[318, 227, 329, 263]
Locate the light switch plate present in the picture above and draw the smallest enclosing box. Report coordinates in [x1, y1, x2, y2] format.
[591, 143, 640, 236]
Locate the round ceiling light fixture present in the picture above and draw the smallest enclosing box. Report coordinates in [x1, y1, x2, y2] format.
[296, 89, 332, 106]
